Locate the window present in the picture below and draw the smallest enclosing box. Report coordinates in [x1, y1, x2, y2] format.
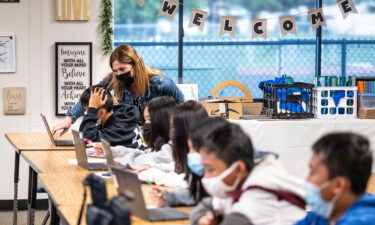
[114, 0, 375, 98]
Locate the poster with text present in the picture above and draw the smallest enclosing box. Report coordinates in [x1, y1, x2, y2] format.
[55, 42, 92, 116]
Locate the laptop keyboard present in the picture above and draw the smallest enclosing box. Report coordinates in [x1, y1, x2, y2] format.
[89, 163, 108, 171]
[55, 140, 74, 146]
[148, 207, 188, 221]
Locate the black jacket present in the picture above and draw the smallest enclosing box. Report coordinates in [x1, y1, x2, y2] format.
[79, 104, 144, 149]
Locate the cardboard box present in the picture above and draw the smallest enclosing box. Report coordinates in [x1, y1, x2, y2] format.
[202, 101, 263, 120]
[358, 108, 375, 119]
[243, 102, 263, 115]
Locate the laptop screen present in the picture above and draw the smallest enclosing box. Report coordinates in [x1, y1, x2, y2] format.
[40, 113, 56, 144]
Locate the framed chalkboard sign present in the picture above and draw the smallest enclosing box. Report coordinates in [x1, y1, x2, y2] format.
[0, 35, 16, 73]
[55, 42, 92, 116]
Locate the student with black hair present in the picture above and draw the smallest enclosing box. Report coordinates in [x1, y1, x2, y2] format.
[149, 100, 211, 207]
[190, 118, 306, 225]
[106, 96, 177, 172]
[296, 133, 375, 225]
[79, 85, 145, 149]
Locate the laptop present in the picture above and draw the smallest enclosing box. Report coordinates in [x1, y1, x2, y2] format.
[111, 166, 189, 221]
[40, 113, 73, 146]
[101, 138, 126, 172]
[72, 129, 108, 171]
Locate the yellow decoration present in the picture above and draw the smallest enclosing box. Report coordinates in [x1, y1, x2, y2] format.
[55, 0, 91, 21]
[210, 80, 253, 102]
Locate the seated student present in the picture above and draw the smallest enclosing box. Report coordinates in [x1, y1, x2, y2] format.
[295, 133, 375, 225]
[79, 85, 144, 149]
[190, 118, 306, 225]
[150, 100, 210, 207]
[104, 96, 177, 172]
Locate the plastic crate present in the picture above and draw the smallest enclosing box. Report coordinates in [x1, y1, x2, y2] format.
[312, 86, 357, 119]
[262, 82, 314, 119]
[358, 93, 375, 109]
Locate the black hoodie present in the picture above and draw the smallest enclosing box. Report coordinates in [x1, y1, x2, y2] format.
[79, 104, 145, 149]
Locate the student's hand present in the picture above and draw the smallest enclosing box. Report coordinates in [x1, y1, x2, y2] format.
[114, 157, 123, 164]
[198, 211, 218, 225]
[89, 87, 107, 109]
[93, 142, 105, 158]
[52, 116, 72, 137]
[149, 187, 166, 207]
[135, 164, 151, 174]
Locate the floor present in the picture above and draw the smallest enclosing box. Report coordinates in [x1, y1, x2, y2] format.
[0, 210, 48, 225]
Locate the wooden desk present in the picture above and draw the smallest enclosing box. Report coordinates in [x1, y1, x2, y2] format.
[58, 205, 190, 225]
[21, 151, 84, 174]
[368, 174, 375, 194]
[5, 132, 74, 225]
[5, 132, 74, 152]
[39, 171, 192, 225]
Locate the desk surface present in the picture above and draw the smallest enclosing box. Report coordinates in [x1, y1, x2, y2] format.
[368, 174, 375, 194]
[58, 205, 191, 225]
[5, 132, 74, 152]
[21, 151, 85, 174]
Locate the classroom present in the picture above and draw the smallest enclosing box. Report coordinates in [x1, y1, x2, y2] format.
[1, 0, 375, 225]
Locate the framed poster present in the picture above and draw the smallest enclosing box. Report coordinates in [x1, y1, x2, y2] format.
[0, 35, 16, 73]
[55, 42, 92, 116]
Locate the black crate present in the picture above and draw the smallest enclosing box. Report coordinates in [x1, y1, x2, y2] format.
[262, 82, 314, 119]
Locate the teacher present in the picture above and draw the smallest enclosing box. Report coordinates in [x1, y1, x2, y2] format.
[52, 44, 184, 136]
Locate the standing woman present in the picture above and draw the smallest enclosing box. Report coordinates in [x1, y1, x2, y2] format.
[53, 44, 184, 136]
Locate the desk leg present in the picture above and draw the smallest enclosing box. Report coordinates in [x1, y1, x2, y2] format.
[27, 166, 37, 225]
[13, 151, 20, 225]
[50, 201, 60, 225]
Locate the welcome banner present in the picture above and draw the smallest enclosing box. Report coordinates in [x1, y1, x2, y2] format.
[152, 0, 359, 38]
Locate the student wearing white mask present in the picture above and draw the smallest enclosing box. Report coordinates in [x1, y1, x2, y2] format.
[190, 118, 306, 225]
[295, 133, 375, 225]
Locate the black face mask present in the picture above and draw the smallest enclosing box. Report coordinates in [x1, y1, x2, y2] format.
[142, 123, 152, 144]
[115, 71, 134, 88]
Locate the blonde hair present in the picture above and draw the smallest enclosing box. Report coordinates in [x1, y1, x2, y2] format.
[109, 45, 163, 98]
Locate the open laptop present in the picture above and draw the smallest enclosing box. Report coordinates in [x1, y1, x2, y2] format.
[72, 129, 108, 171]
[101, 138, 126, 172]
[111, 166, 189, 221]
[40, 113, 73, 146]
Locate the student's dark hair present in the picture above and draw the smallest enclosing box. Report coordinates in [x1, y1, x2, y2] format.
[312, 133, 372, 195]
[189, 117, 230, 201]
[171, 101, 209, 202]
[199, 121, 254, 172]
[145, 96, 176, 151]
[172, 101, 209, 174]
[80, 85, 113, 112]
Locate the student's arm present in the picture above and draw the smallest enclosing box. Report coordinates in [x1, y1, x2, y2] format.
[164, 188, 196, 207]
[79, 107, 101, 142]
[220, 213, 253, 225]
[66, 79, 110, 124]
[190, 197, 214, 225]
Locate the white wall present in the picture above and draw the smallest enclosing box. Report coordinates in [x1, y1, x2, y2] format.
[0, 0, 111, 199]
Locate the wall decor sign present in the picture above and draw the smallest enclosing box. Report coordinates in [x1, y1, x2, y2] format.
[55, 42, 92, 116]
[3, 87, 26, 115]
[55, 0, 91, 21]
[0, 0, 20, 3]
[0, 35, 16, 73]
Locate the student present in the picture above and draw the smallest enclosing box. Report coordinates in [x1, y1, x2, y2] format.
[100, 96, 177, 173]
[52, 44, 184, 136]
[295, 133, 375, 225]
[79, 85, 144, 149]
[190, 118, 306, 225]
[150, 100, 210, 207]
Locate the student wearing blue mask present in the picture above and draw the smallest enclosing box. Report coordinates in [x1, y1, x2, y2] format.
[150, 100, 210, 207]
[190, 118, 306, 225]
[295, 133, 375, 225]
